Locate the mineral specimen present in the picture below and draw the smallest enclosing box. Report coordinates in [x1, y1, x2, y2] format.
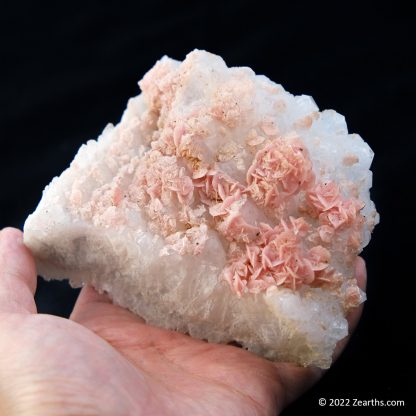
[24, 50, 379, 368]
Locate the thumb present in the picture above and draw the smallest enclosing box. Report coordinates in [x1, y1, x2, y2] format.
[0, 228, 37, 314]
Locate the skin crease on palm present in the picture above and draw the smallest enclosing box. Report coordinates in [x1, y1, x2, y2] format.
[0, 227, 366, 416]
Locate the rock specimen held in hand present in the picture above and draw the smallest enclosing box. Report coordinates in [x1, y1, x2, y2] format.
[24, 50, 379, 368]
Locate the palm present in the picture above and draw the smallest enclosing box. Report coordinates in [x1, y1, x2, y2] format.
[0, 228, 365, 415]
[1, 296, 314, 415]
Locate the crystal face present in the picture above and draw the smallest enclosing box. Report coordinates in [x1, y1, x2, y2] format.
[24, 50, 378, 368]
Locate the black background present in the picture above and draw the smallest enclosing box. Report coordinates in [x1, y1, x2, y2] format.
[0, 1, 413, 414]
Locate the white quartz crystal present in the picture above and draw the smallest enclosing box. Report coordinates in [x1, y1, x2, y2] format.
[24, 50, 378, 368]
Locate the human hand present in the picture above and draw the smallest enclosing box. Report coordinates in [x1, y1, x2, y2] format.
[0, 227, 366, 415]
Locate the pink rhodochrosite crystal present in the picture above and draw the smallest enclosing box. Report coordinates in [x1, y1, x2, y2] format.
[24, 50, 379, 368]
